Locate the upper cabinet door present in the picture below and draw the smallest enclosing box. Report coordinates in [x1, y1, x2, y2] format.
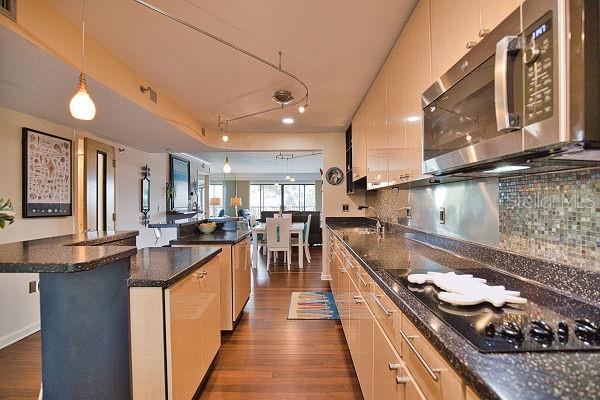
[352, 101, 367, 181]
[386, 41, 406, 186]
[403, 0, 432, 180]
[480, 0, 521, 34]
[430, 0, 480, 81]
[367, 66, 388, 190]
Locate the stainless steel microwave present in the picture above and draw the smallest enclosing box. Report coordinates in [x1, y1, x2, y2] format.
[421, 0, 599, 175]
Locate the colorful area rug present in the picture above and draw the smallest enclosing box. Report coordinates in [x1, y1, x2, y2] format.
[288, 291, 340, 320]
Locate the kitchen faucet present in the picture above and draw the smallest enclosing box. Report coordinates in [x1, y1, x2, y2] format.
[358, 205, 384, 236]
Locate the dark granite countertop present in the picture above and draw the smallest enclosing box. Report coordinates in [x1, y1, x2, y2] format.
[326, 218, 600, 400]
[0, 231, 138, 273]
[170, 228, 251, 246]
[129, 246, 222, 287]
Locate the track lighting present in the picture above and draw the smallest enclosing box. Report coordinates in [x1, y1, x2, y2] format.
[282, 117, 294, 125]
[222, 135, 229, 142]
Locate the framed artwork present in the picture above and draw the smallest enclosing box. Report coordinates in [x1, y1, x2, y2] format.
[22, 127, 72, 217]
[170, 155, 190, 210]
[325, 167, 344, 186]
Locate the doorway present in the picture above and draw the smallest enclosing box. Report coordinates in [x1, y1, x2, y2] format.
[77, 137, 116, 232]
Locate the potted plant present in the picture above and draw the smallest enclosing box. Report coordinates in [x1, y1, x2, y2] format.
[0, 198, 15, 229]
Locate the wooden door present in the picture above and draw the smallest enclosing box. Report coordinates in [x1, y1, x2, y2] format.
[403, 0, 432, 180]
[373, 320, 425, 400]
[386, 40, 406, 185]
[199, 261, 221, 372]
[83, 137, 115, 231]
[166, 271, 205, 400]
[430, 0, 480, 81]
[232, 238, 251, 320]
[357, 297, 374, 400]
[352, 101, 367, 181]
[480, 0, 521, 34]
[367, 66, 388, 189]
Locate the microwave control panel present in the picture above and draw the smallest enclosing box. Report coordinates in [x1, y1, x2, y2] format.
[523, 13, 553, 126]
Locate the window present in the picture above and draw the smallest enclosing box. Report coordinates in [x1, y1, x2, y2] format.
[249, 184, 316, 218]
[209, 183, 223, 216]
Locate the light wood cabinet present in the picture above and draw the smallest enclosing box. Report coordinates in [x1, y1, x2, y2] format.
[357, 293, 374, 400]
[232, 238, 251, 321]
[480, 0, 521, 34]
[174, 239, 251, 331]
[366, 66, 389, 189]
[386, 41, 406, 185]
[130, 258, 221, 400]
[430, 0, 480, 81]
[352, 101, 367, 181]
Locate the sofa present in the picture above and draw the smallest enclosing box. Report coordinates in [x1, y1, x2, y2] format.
[259, 211, 322, 245]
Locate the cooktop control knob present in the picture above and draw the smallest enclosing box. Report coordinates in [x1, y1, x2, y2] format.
[484, 322, 496, 337]
[524, 46, 541, 64]
[574, 319, 600, 344]
[499, 321, 524, 341]
[557, 321, 569, 342]
[530, 320, 554, 343]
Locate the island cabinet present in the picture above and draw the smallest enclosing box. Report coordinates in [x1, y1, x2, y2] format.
[329, 232, 472, 400]
[129, 256, 221, 400]
[173, 236, 251, 330]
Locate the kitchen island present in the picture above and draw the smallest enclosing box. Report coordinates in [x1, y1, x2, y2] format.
[0, 231, 138, 400]
[326, 217, 600, 400]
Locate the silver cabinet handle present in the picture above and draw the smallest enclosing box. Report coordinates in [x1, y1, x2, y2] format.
[396, 376, 410, 385]
[339, 268, 347, 273]
[194, 270, 208, 279]
[358, 273, 369, 287]
[370, 293, 392, 317]
[466, 40, 478, 49]
[354, 298, 365, 304]
[388, 363, 402, 370]
[399, 329, 441, 382]
[479, 28, 490, 37]
[495, 35, 521, 131]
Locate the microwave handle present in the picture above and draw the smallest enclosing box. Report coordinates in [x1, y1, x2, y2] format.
[494, 36, 521, 131]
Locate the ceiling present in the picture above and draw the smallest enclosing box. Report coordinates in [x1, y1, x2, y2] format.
[0, 27, 212, 153]
[49, 0, 418, 133]
[195, 151, 322, 177]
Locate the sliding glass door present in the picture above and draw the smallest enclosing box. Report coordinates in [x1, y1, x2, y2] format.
[250, 184, 316, 218]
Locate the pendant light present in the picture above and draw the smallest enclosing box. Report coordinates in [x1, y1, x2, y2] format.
[274, 155, 280, 188]
[223, 122, 231, 173]
[289, 156, 296, 182]
[69, 0, 96, 120]
[285, 158, 291, 180]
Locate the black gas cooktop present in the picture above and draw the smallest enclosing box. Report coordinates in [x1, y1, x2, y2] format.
[385, 266, 600, 353]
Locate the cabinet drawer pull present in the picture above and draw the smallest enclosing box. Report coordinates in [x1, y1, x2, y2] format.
[358, 273, 369, 287]
[388, 363, 403, 370]
[339, 268, 347, 273]
[371, 293, 392, 317]
[194, 270, 208, 279]
[399, 329, 441, 382]
[478, 28, 490, 37]
[354, 299, 365, 304]
[466, 40, 478, 49]
[396, 376, 410, 385]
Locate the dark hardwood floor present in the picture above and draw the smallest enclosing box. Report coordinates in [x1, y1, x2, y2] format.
[0, 247, 362, 400]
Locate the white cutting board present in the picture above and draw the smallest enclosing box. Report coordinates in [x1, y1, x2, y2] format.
[407, 271, 527, 307]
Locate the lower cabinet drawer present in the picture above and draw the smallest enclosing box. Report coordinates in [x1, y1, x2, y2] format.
[373, 320, 426, 400]
[400, 315, 464, 400]
[369, 283, 402, 351]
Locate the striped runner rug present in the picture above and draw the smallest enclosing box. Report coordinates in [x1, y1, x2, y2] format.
[287, 291, 340, 320]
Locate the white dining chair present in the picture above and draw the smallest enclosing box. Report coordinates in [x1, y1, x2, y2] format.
[291, 214, 312, 265]
[265, 217, 291, 271]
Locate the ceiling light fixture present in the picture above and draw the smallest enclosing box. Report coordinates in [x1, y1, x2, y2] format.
[222, 135, 229, 142]
[298, 103, 308, 114]
[282, 117, 294, 125]
[223, 121, 231, 173]
[69, 0, 96, 120]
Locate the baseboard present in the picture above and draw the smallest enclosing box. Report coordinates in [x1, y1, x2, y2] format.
[0, 322, 40, 350]
[321, 274, 332, 280]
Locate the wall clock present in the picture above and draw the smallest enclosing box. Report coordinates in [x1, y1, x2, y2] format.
[325, 167, 344, 186]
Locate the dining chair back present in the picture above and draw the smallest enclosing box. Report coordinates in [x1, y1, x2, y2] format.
[265, 218, 291, 270]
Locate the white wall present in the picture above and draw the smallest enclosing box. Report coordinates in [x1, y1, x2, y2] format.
[0, 106, 77, 349]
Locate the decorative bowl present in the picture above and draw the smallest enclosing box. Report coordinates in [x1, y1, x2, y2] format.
[198, 222, 217, 234]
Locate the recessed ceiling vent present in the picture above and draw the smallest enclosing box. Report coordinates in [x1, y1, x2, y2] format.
[0, 0, 17, 21]
[272, 89, 294, 105]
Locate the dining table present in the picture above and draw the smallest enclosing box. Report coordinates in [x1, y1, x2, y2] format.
[251, 222, 305, 269]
